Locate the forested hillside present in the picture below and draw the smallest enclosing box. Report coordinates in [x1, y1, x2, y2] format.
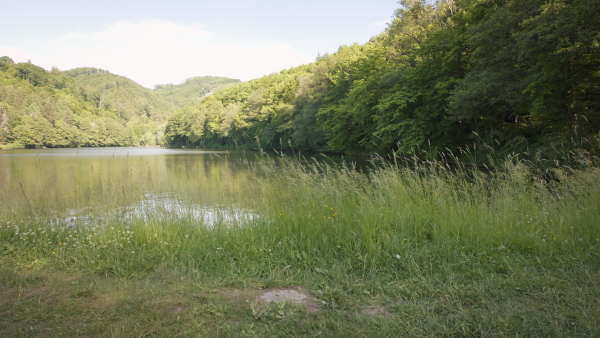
[155, 76, 241, 109]
[65, 68, 177, 122]
[0, 60, 173, 148]
[165, 0, 599, 157]
[2, 0, 598, 154]
[0, 58, 243, 149]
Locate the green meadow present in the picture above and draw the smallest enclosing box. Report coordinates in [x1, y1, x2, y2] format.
[1, 150, 599, 337]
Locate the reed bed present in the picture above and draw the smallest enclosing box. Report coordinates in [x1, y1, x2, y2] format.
[1, 151, 599, 275]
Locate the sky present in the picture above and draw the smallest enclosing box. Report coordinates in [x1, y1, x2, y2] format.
[1, 0, 399, 88]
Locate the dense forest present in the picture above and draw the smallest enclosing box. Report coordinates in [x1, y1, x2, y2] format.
[1, 0, 598, 157]
[0, 58, 238, 148]
[165, 0, 599, 157]
[154, 76, 241, 109]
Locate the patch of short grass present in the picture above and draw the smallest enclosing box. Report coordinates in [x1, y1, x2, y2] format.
[1, 252, 598, 337]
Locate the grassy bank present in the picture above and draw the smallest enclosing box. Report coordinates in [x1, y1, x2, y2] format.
[1, 152, 599, 336]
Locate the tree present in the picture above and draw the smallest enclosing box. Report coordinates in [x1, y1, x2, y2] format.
[515, 0, 600, 139]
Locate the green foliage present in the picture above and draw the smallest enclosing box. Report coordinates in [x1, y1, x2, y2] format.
[65, 68, 176, 122]
[165, 68, 310, 149]
[15, 62, 50, 87]
[154, 76, 241, 108]
[4, 0, 599, 154]
[0, 62, 177, 148]
[316, 43, 388, 153]
[164, 0, 600, 158]
[515, 0, 600, 138]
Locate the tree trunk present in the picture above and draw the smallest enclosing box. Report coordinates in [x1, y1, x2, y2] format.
[560, 93, 577, 137]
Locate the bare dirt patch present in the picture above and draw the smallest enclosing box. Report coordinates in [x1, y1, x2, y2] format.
[258, 287, 318, 312]
[260, 288, 308, 304]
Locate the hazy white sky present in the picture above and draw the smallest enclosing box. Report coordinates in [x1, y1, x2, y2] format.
[1, 0, 398, 88]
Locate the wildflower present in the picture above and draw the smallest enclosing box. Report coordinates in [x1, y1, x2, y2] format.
[395, 255, 401, 259]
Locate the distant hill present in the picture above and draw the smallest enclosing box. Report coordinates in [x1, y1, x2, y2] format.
[65, 68, 177, 122]
[154, 76, 240, 109]
[0, 58, 247, 149]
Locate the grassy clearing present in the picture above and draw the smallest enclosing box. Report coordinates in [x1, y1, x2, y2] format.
[1, 151, 599, 336]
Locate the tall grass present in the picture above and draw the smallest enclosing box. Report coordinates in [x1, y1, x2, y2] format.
[1, 151, 599, 280]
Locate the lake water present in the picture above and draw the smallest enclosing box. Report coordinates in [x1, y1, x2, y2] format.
[0, 147, 367, 227]
[0, 147, 268, 227]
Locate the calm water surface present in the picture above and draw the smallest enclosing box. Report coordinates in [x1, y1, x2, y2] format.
[0, 147, 264, 226]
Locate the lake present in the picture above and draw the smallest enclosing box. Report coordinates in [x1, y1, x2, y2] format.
[0, 147, 366, 227]
[0, 147, 272, 227]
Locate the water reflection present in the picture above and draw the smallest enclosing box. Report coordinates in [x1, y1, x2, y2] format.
[114, 193, 259, 226]
[0, 147, 262, 227]
[57, 193, 259, 228]
[0, 147, 368, 227]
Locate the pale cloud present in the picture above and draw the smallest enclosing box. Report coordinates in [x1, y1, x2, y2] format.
[372, 20, 390, 28]
[0, 46, 36, 63]
[2, 20, 315, 88]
